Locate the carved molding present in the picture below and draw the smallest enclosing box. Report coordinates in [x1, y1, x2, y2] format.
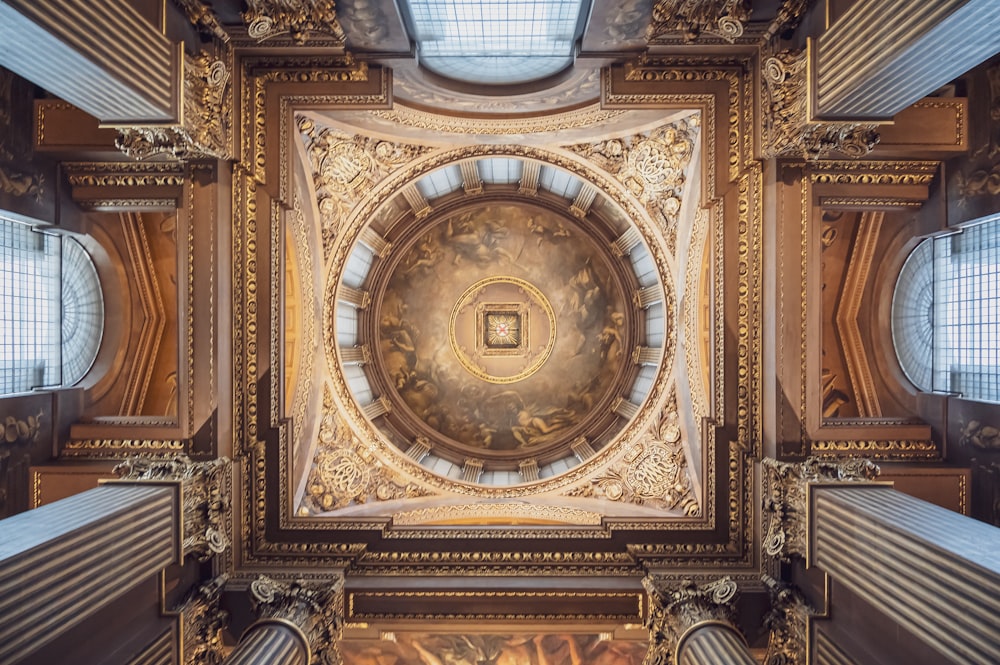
[647, 0, 751, 44]
[761, 456, 880, 561]
[113, 454, 232, 560]
[763, 577, 813, 665]
[248, 575, 343, 664]
[243, 0, 345, 44]
[117, 49, 232, 160]
[175, 575, 229, 665]
[761, 48, 879, 160]
[643, 575, 740, 665]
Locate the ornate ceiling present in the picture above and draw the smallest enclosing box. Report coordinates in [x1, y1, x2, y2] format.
[220, 43, 763, 632]
[285, 104, 714, 522]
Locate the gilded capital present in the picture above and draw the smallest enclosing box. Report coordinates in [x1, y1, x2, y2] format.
[176, 575, 229, 665]
[248, 576, 343, 665]
[643, 575, 740, 665]
[760, 48, 879, 160]
[647, 0, 750, 43]
[762, 577, 813, 665]
[242, 0, 345, 44]
[761, 457, 880, 561]
[117, 48, 232, 161]
[113, 453, 232, 561]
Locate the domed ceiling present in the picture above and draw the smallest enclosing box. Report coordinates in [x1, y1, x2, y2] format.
[285, 106, 714, 524]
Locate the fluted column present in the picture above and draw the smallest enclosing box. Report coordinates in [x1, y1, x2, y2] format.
[225, 576, 342, 665]
[0, 0, 178, 123]
[0, 453, 233, 663]
[0, 484, 178, 663]
[644, 576, 754, 665]
[813, 485, 1000, 664]
[814, 0, 1000, 119]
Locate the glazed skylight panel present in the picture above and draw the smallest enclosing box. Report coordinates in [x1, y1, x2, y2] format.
[0, 217, 62, 395]
[932, 216, 1000, 401]
[406, 0, 583, 84]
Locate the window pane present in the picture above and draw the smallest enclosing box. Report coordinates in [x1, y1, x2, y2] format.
[405, 0, 584, 84]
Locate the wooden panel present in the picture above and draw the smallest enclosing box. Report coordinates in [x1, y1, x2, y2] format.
[878, 465, 971, 515]
[875, 99, 969, 157]
[29, 463, 118, 508]
[34, 100, 118, 153]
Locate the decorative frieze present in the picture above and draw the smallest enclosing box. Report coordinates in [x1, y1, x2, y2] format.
[113, 454, 232, 560]
[760, 48, 879, 160]
[761, 457, 880, 561]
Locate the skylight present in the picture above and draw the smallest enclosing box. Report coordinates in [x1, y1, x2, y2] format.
[404, 0, 585, 85]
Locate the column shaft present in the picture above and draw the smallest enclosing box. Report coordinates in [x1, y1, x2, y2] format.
[813, 486, 1000, 664]
[815, 0, 1000, 118]
[225, 624, 309, 665]
[679, 625, 756, 665]
[0, 484, 178, 663]
[0, 0, 178, 122]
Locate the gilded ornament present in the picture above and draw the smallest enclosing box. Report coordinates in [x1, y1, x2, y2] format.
[960, 420, 1000, 450]
[248, 575, 342, 665]
[298, 115, 429, 254]
[172, 0, 230, 42]
[175, 575, 229, 665]
[117, 49, 232, 161]
[566, 117, 698, 235]
[762, 577, 812, 665]
[761, 456, 879, 561]
[761, 48, 879, 160]
[569, 401, 699, 515]
[113, 454, 232, 560]
[643, 575, 741, 665]
[647, 0, 751, 43]
[301, 394, 434, 514]
[242, 0, 345, 44]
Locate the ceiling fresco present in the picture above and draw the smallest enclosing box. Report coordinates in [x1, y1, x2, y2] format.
[373, 203, 633, 461]
[340, 634, 648, 665]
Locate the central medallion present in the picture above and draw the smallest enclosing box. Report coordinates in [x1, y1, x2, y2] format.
[449, 276, 556, 384]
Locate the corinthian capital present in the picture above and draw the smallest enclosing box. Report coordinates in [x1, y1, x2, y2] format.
[249, 576, 343, 665]
[113, 453, 232, 561]
[643, 575, 740, 665]
[176, 575, 229, 665]
[760, 47, 879, 160]
[761, 457, 880, 561]
[763, 577, 813, 665]
[116, 47, 232, 161]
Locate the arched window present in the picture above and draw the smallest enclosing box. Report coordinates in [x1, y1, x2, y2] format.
[893, 213, 1000, 402]
[0, 215, 103, 395]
